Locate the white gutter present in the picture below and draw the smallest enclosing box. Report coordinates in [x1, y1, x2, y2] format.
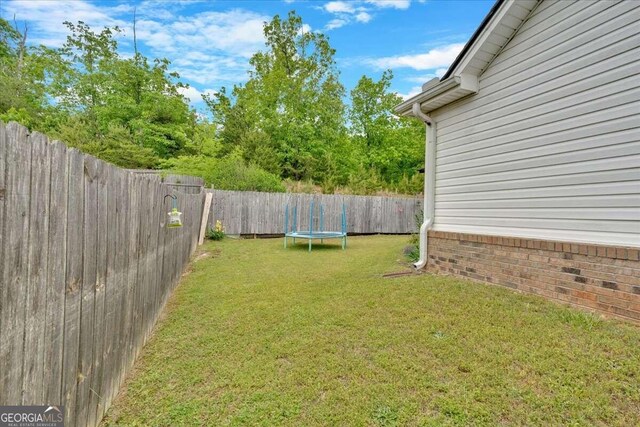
[411, 103, 436, 270]
[396, 77, 460, 116]
[395, 75, 479, 118]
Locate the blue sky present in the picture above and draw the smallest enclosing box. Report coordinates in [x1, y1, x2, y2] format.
[1, 0, 494, 110]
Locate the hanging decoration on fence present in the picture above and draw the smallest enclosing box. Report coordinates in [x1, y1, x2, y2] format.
[164, 194, 183, 228]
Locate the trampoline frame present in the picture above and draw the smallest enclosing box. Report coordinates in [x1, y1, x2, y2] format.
[284, 201, 347, 252]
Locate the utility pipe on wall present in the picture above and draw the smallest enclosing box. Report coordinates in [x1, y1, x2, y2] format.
[411, 102, 436, 269]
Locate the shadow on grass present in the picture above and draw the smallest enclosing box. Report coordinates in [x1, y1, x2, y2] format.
[284, 240, 346, 252]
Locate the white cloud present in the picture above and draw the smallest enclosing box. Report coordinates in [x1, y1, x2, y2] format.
[0, 0, 271, 100]
[298, 23, 312, 36]
[177, 86, 203, 103]
[405, 68, 449, 83]
[172, 53, 251, 85]
[324, 1, 356, 14]
[202, 88, 218, 98]
[135, 10, 268, 59]
[326, 19, 348, 30]
[1, 0, 129, 47]
[366, 43, 464, 70]
[135, 1, 175, 21]
[177, 86, 219, 104]
[396, 85, 423, 100]
[406, 74, 436, 83]
[365, 0, 411, 9]
[355, 12, 372, 23]
[321, 1, 381, 30]
[435, 67, 448, 77]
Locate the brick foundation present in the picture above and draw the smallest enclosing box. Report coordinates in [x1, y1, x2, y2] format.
[426, 231, 640, 324]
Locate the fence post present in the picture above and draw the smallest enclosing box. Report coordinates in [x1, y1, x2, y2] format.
[198, 192, 213, 245]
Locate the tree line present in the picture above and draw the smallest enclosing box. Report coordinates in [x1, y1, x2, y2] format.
[0, 12, 425, 195]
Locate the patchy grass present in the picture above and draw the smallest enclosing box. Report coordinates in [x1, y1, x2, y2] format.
[102, 236, 640, 426]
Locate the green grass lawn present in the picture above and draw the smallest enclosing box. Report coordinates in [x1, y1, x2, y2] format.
[102, 236, 640, 426]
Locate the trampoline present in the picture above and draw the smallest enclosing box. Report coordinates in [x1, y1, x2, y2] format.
[284, 201, 347, 252]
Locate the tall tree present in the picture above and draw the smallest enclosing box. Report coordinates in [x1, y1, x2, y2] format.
[349, 70, 424, 185]
[205, 11, 350, 183]
[48, 21, 196, 165]
[0, 17, 59, 127]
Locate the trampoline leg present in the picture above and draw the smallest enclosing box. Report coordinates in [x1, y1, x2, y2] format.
[342, 236, 346, 250]
[284, 236, 287, 248]
[309, 239, 312, 252]
[321, 239, 324, 244]
[293, 237, 296, 244]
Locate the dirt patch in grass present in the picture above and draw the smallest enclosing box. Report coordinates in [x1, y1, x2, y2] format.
[193, 248, 222, 263]
[382, 271, 416, 278]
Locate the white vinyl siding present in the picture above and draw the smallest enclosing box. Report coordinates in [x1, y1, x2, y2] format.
[431, 0, 640, 247]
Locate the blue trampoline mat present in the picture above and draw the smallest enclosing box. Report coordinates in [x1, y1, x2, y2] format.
[285, 231, 346, 239]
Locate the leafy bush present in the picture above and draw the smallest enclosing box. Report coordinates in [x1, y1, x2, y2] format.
[51, 119, 161, 169]
[206, 220, 225, 240]
[163, 155, 285, 192]
[212, 156, 285, 192]
[283, 179, 323, 194]
[406, 210, 423, 261]
[409, 211, 423, 245]
[341, 166, 386, 195]
[404, 244, 419, 262]
[0, 107, 35, 129]
[394, 173, 423, 195]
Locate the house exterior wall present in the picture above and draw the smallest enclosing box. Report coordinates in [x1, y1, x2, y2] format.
[426, 230, 640, 323]
[430, 0, 640, 248]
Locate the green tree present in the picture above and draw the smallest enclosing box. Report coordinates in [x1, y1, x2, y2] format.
[349, 70, 424, 186]
[45, 21, 197, 167]
[205, 11, 351, 185]
[0, 18, 62, 127]
[350, 70, 400, 148]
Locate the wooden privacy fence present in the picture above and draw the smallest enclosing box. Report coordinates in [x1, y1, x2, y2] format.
[0, 122, 205, 427]
[208, 190, 422, 235]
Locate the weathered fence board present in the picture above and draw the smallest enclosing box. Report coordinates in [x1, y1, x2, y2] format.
[88, 160, 108, 427]
[43, 140, 67, 405]
[76, 155, 98, 426]
[23, 132, 50, 404]
[0, 123, 31, 405]
[114, 169, 131, 400]
[62, 148, 84, 423]
[207, 190, 421, 235]
[99, 164, 118, 420]
[0, 122, 205, 426]
[0, 124, 5, 402]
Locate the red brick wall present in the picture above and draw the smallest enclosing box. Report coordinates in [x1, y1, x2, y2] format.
[426, 231, 640, 323]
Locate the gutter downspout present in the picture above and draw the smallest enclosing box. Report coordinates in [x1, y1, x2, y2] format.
[411, 102, 436, 270]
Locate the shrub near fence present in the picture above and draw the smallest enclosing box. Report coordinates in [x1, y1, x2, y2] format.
[208, 190, 422, 235]
[0, 122, 205, 427]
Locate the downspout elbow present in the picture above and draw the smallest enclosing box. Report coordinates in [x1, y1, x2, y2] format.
[413, 218, 433, 269]
[412, 102, 432, 125]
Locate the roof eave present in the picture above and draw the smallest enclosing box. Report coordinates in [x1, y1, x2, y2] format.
[394, 74, 478, 117]
[440, 0, 506, 80]
[394, 77, 459, 116]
